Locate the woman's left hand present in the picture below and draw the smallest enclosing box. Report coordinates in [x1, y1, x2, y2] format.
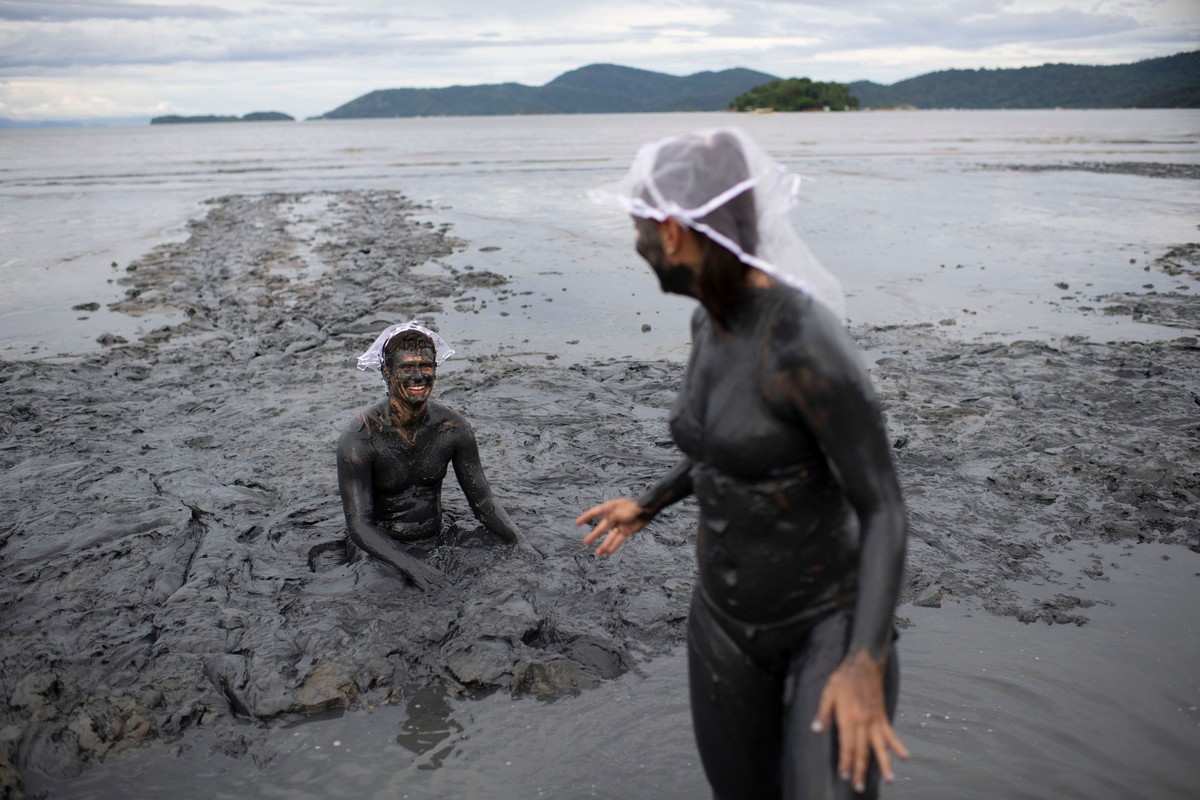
[811, 648, 909, 793]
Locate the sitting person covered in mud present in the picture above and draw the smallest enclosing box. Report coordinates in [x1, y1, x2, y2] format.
[337, 322, 536, 589]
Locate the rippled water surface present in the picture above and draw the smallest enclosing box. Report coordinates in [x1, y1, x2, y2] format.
[3, 110, 1198, 359]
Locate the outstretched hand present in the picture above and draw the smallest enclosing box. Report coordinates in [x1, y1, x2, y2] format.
[811, 649, 909, 793]
[575, 498, 648, 556]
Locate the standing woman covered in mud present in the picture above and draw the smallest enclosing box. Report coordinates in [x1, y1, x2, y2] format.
[577, 129, 909, 799]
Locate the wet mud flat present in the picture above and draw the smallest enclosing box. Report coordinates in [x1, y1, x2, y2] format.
[982, 161, 1200, 181]
[2, 190, 1198, 797]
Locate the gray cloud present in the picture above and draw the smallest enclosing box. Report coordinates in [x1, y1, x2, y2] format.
[860, 7, 1141, 50]
[619, 1, 1146, 52]
[0, 0, 236, 22]
[0, 0, 1194, 119]
[0, 1, 1183, 70]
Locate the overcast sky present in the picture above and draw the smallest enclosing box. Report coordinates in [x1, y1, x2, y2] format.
[1, 0, 1196, 120]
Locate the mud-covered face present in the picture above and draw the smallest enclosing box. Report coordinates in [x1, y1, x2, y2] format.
[635, 218, 697, 298]
[384, 347, 437, 406]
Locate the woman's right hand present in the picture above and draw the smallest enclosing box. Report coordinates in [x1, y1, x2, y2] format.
[575, 498, 648, 556]
[402, 558, 448, 592]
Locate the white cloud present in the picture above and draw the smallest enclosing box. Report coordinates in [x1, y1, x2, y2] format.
[0, 0, 1194, 120]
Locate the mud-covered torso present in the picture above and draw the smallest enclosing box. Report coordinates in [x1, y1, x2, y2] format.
[351, 400, 463, 540]
[670, 285, 859, 625]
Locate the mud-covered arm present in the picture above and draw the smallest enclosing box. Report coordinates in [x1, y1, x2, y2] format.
[776, 304, 910, 787]
[450, 422, 525, 546]
[628, 307, 702, 519]
[634, 456, 694, 520]
[773, 309, 907, 660]
[336, 429, 445, 590]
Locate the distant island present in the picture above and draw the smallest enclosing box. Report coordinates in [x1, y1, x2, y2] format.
[729, 78, 858, 112]
[150, 111, 294, 125]
[315, 51, 1198, 119]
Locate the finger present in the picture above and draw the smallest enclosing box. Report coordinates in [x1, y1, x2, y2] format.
[595, 529, 628, 557]
[851, 723, 869, 792]
[872, 732, 894, 784]
[575, 501, 616, 526]
[811, 686, 834, 734]
[886, 727, 910, 761]
[596, 529, 623, 556]
[832, 704, 858, 784]
[581, 518, 612, 546]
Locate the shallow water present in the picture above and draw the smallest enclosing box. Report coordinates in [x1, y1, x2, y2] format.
[3, 110, 1198, 361]
[27, 542, 1200, 799]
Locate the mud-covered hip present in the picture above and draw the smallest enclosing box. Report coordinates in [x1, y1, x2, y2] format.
[690, 460, 859, 624]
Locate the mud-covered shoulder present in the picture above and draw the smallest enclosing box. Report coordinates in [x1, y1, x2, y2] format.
[426, 400, 465, 425]
[342, 399, 390, 436]
[763, 283, 867, 384]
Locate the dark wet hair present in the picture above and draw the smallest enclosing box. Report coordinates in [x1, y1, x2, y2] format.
[697, 233, 750, 324]
[383, 329, 435, 369]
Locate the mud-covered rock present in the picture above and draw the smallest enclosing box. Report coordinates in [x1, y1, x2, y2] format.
[295, 662, 359, 714]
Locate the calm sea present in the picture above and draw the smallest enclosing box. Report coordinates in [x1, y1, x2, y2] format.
[2, 110, 1198, 360]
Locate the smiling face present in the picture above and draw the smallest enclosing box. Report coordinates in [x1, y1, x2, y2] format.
[384, 346, 437, 407]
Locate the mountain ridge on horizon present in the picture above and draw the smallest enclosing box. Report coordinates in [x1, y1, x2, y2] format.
[2, 50, 1194, 127]
[318, 63, 778, 119]
[848, 49, 1199, 109]
[318, 52, 1198, 118]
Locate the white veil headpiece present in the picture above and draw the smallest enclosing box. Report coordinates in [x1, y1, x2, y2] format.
[356, 322, 454, 386]
[589, 127, 845, 320]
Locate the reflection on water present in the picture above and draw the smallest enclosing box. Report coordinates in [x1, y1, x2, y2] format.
[394, 684, 464, 770]
[892, 542, 1200, 800]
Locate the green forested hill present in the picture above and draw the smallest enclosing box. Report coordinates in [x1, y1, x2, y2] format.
[316, 52, 1198, 119]
[849, 50, 1199, 109]
[730, 78, 858, 111]
[319, 64, 778, 118]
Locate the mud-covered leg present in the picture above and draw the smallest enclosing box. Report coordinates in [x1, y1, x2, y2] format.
[687, 591, 783, 800]
[781, 613, 900, 799]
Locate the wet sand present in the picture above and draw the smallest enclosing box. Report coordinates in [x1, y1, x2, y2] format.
[1, 188, 1198, 797]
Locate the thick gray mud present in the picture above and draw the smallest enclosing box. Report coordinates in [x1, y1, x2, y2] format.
[2, 191, 1198, 796]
